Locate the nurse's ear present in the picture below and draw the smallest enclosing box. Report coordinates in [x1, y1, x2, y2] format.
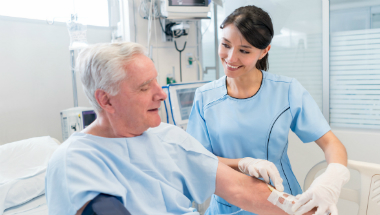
[259, 45, 271, 60]
[95, 89, 115, 114]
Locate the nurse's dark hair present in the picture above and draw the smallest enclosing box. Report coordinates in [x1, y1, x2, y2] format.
[220, 5, 274, 71]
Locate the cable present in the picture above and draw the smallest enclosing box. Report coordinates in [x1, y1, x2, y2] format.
[133, 0, 137, 42]
[174, 40, 187, 82]
[159, 17, 166, 33]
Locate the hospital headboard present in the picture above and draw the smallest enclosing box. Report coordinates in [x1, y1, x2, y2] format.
[304, 160, 380, 215]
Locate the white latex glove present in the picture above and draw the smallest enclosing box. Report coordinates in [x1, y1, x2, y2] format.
[238, 157, 284, 192]
[292, 163, 350, 215]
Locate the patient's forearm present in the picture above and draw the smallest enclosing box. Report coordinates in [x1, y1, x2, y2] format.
[215, 162, 316, 214]
[217, 156, 241, 171]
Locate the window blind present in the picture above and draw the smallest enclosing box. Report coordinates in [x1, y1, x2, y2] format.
[330, 28, 380, 129]
[270, 34, 323, 111]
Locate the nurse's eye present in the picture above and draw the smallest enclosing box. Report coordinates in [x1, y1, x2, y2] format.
[240, 49, 250, 54]
[221, 43, 230, 48]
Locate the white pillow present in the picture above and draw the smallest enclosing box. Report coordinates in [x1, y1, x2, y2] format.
[0, 136, 59, 214]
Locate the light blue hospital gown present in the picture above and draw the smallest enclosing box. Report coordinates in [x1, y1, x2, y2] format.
[187, 71, 331, 215]
[45, 123, 218, 215]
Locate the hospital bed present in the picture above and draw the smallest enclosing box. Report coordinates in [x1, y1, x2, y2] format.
[305, 160, 380, 215]
[0, 136, 61, 215]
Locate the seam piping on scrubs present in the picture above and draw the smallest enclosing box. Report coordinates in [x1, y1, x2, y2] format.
[266, 107, 290, 160]
[280, 141, 292, 195]
[215, 199, 231, 207]
[203, 95, 228, 112]
[199, 83, 225, 94]
[287, 79, 295, 119]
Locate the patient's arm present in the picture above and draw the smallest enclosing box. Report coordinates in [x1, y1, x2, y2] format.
[215, 161, 316, 215]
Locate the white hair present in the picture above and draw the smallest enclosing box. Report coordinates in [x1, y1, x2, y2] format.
[76, 42, 146, 112]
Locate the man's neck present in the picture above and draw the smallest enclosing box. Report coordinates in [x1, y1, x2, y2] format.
[82, 114, 143, 138]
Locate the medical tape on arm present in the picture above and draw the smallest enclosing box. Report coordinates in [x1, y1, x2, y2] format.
[267, 185, 296, 214]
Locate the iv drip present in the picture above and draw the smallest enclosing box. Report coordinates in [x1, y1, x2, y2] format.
[66, 14, 88, 107]
[67, 14, 88, 50]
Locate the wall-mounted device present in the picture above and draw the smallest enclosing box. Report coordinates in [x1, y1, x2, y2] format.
[60, 107, 97, 141]
[160, 0, 211, 19]
[161, 81, 209, 130]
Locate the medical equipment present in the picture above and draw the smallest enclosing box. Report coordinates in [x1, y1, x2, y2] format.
[162, 81, 209, 130]
[160, 0, 211, 19]
[267, 185, 297, 214]
[60, 107, 96, 141]
[66, 14, 88, 107]
[304, 160, 380, 215]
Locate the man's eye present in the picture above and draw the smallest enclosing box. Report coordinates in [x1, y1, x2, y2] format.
[141, 88, 149, 91]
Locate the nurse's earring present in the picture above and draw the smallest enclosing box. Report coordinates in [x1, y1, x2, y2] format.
[267, 184, 297, 214]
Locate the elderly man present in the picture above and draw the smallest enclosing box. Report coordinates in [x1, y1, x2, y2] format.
[45, 42, 316, 215]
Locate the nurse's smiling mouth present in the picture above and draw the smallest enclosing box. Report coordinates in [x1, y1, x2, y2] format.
[225, 60, 243, 71]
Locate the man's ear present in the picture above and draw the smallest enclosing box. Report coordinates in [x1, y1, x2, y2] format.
[95, 89, 115, 114]
[260, 44, 271, 60]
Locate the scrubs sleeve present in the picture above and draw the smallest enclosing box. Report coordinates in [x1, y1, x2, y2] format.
[288, 79, 331, 143]
[65, 148, 126, 214]
[179, 134, 218, 204]
[186, 89, 213, 152]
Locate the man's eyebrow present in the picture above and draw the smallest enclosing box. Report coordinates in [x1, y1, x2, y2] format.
[138, 77, 155, 88]
[222, 37, 252, 49]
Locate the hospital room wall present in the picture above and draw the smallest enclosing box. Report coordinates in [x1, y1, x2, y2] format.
[0, 16, 110, 144]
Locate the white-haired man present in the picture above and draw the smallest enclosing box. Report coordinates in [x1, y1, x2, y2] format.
[45, 42, 316, 215]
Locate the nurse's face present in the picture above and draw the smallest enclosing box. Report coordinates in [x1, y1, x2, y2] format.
[219, 24, 270, 79]
[109, 54, 167, 135]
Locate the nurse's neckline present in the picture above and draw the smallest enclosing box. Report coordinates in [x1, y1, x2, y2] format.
[225, 70, 264, 100]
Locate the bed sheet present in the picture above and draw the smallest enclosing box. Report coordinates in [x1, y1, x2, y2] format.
[3, 194, 47, 215]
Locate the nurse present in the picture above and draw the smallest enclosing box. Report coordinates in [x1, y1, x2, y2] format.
[187, 5, 350, 215]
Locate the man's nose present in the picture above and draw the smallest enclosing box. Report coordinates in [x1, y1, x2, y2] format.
[155, 84, 167, 101]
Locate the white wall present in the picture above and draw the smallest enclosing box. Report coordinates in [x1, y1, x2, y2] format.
[0, 16, 112, 144]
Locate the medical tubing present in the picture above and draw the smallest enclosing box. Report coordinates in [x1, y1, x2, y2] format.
[167, 86, 176, 125]
[174, 40, 187, 82]
[163, 98, 169, 123]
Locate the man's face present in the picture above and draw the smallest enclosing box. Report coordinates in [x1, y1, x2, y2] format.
[109, 54, 167, 136]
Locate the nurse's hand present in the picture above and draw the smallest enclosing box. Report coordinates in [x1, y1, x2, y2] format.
[238, 157, 284, 192]
[292, 163, 350, 215]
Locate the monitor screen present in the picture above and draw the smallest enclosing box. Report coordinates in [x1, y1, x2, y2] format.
[82, 110, 97, 128]
[169, 0, 208, 6]
[176, 88, 197, 120]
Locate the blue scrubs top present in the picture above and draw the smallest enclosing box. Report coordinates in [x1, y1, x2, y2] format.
[187, 71, 330, 215]
[45, 123, 218, 215]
